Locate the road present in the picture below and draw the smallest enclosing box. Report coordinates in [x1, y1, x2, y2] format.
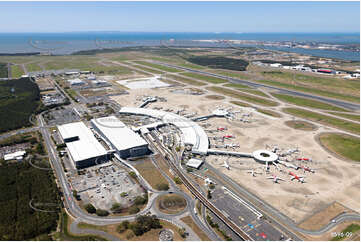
[151, 61, 360, 111]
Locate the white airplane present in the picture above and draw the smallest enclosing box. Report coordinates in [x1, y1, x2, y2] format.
[267, 174, 285, 183]
[247, 169, 262, 177]
[278, 160, 299, 170]
[221, 160, 230, 170]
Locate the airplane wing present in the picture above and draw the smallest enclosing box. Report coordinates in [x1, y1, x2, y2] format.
[266, 177, 273, 179]
[279, 178, 285, 181]
[291, 177, 295, 180]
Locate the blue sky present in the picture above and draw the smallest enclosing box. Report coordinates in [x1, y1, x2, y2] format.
[0, 1, 359, 33]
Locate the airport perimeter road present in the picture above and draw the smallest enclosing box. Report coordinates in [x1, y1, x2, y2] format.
[152, 61, 360, 111]
[0, 127, 39, 140]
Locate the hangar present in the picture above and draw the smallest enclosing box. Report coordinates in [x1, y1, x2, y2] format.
[57, 122, 108, 169]
[91, 116, 150, 159]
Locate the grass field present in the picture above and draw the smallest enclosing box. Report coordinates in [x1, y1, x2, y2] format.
[180, 216, 211, 241]
[77, 219, 185, 241]
[283, 108, 360, 134]
[319, 133, 360, 162]
[26, 63, 42, 72]
[0, 63, 7, 78]
[133, 61, 181, 73]
[257, 79, 360, 103]
[11, 65, 24, 78]
[53, 211, 106, 241]
[156, 194, 187, 214]
[223, 82, 251, 89]
[166, 74, 206, 86]
[326, 112, 360, 122]
[181, 72, 228, 84]
[284, 120, 317, 131]
[207, 86, 278, 107]
[331, 224, 360, 241]
[257, 108, 282, 118]
[272, 93, 350, 112]
[130, 64, 164, 74]
[133, 160, 169, 190]
[261, 70, 359, 96]
[229, 100, 254, 108]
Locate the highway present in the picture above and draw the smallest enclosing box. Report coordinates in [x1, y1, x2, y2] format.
[152, 61, 360, 111]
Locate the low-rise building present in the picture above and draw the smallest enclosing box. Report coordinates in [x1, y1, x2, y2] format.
[57, 122, 108, 169]
[91, 116, 150, 159]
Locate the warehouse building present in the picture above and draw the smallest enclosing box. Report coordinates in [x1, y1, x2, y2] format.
[58, 122, 108, 169]
[91, 116, 150, 159]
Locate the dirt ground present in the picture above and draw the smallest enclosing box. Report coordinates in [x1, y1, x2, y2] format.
[298, 202, 354, 230]
[110, 85, 360, 224]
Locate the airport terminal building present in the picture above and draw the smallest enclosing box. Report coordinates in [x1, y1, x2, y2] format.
[58, 122, 108, 169]
[91, 116, 150, 159]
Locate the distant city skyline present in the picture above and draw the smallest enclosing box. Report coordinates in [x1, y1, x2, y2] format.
[0, 1, 359, 33]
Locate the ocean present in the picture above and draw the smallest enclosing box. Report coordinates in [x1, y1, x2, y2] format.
[0, 32, 359, 61]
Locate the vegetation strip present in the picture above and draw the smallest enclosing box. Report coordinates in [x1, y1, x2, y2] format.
[181, 72, 228, 84]
[133, 60, 181, 72]
[272, 93, 349, 112]
[166, 74, 206, 86]
[283, 108, 360, 134]
[326, 111, 360, 122]
[318, 133, 360, 162]
[207, 86, 278, 107]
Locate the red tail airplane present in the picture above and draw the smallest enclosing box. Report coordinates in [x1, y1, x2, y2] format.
[289, 171, 305, 183]
[300, 165, 315, 173]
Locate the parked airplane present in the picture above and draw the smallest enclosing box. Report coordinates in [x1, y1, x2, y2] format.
[217, 127, 227, 131]
[289, 171, 305, 183]
[221, 160, 230, 170]
[267, 174, 285, 183]
[299, 165, 315, 173]
[223, 135, 235, 139]
[278, 160, 299, 170]
[297, 157, 312, 162]
[247, 169, 262, 177]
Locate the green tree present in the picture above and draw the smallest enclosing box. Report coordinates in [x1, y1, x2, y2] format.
[96, 209, 109, 217]
[156, 183, 169, 191]
[84, 203, 96, 214]
[129, 206, 140, 215]
[111, 203, 122, 213]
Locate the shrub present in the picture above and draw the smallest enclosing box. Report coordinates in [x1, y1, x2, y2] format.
[111, 203, 122, 213]
[134, 194, 148, 206]
[129, 206, 140, 214]
[96, 209, 109, 217]
[84, 203, 96, 214]
[173, 177, 182, 184]
[156, 183, 169, 191]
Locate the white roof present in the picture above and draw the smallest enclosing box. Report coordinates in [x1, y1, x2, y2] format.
[116, 76, 170, 89]
[67, 78, 85, 85]
[119, 107, 209, 154]
[91, 116, 148, 151]
[4, 150, 26, 161]
[58, 122, 107, 162]
[186, 158, 204, 169]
